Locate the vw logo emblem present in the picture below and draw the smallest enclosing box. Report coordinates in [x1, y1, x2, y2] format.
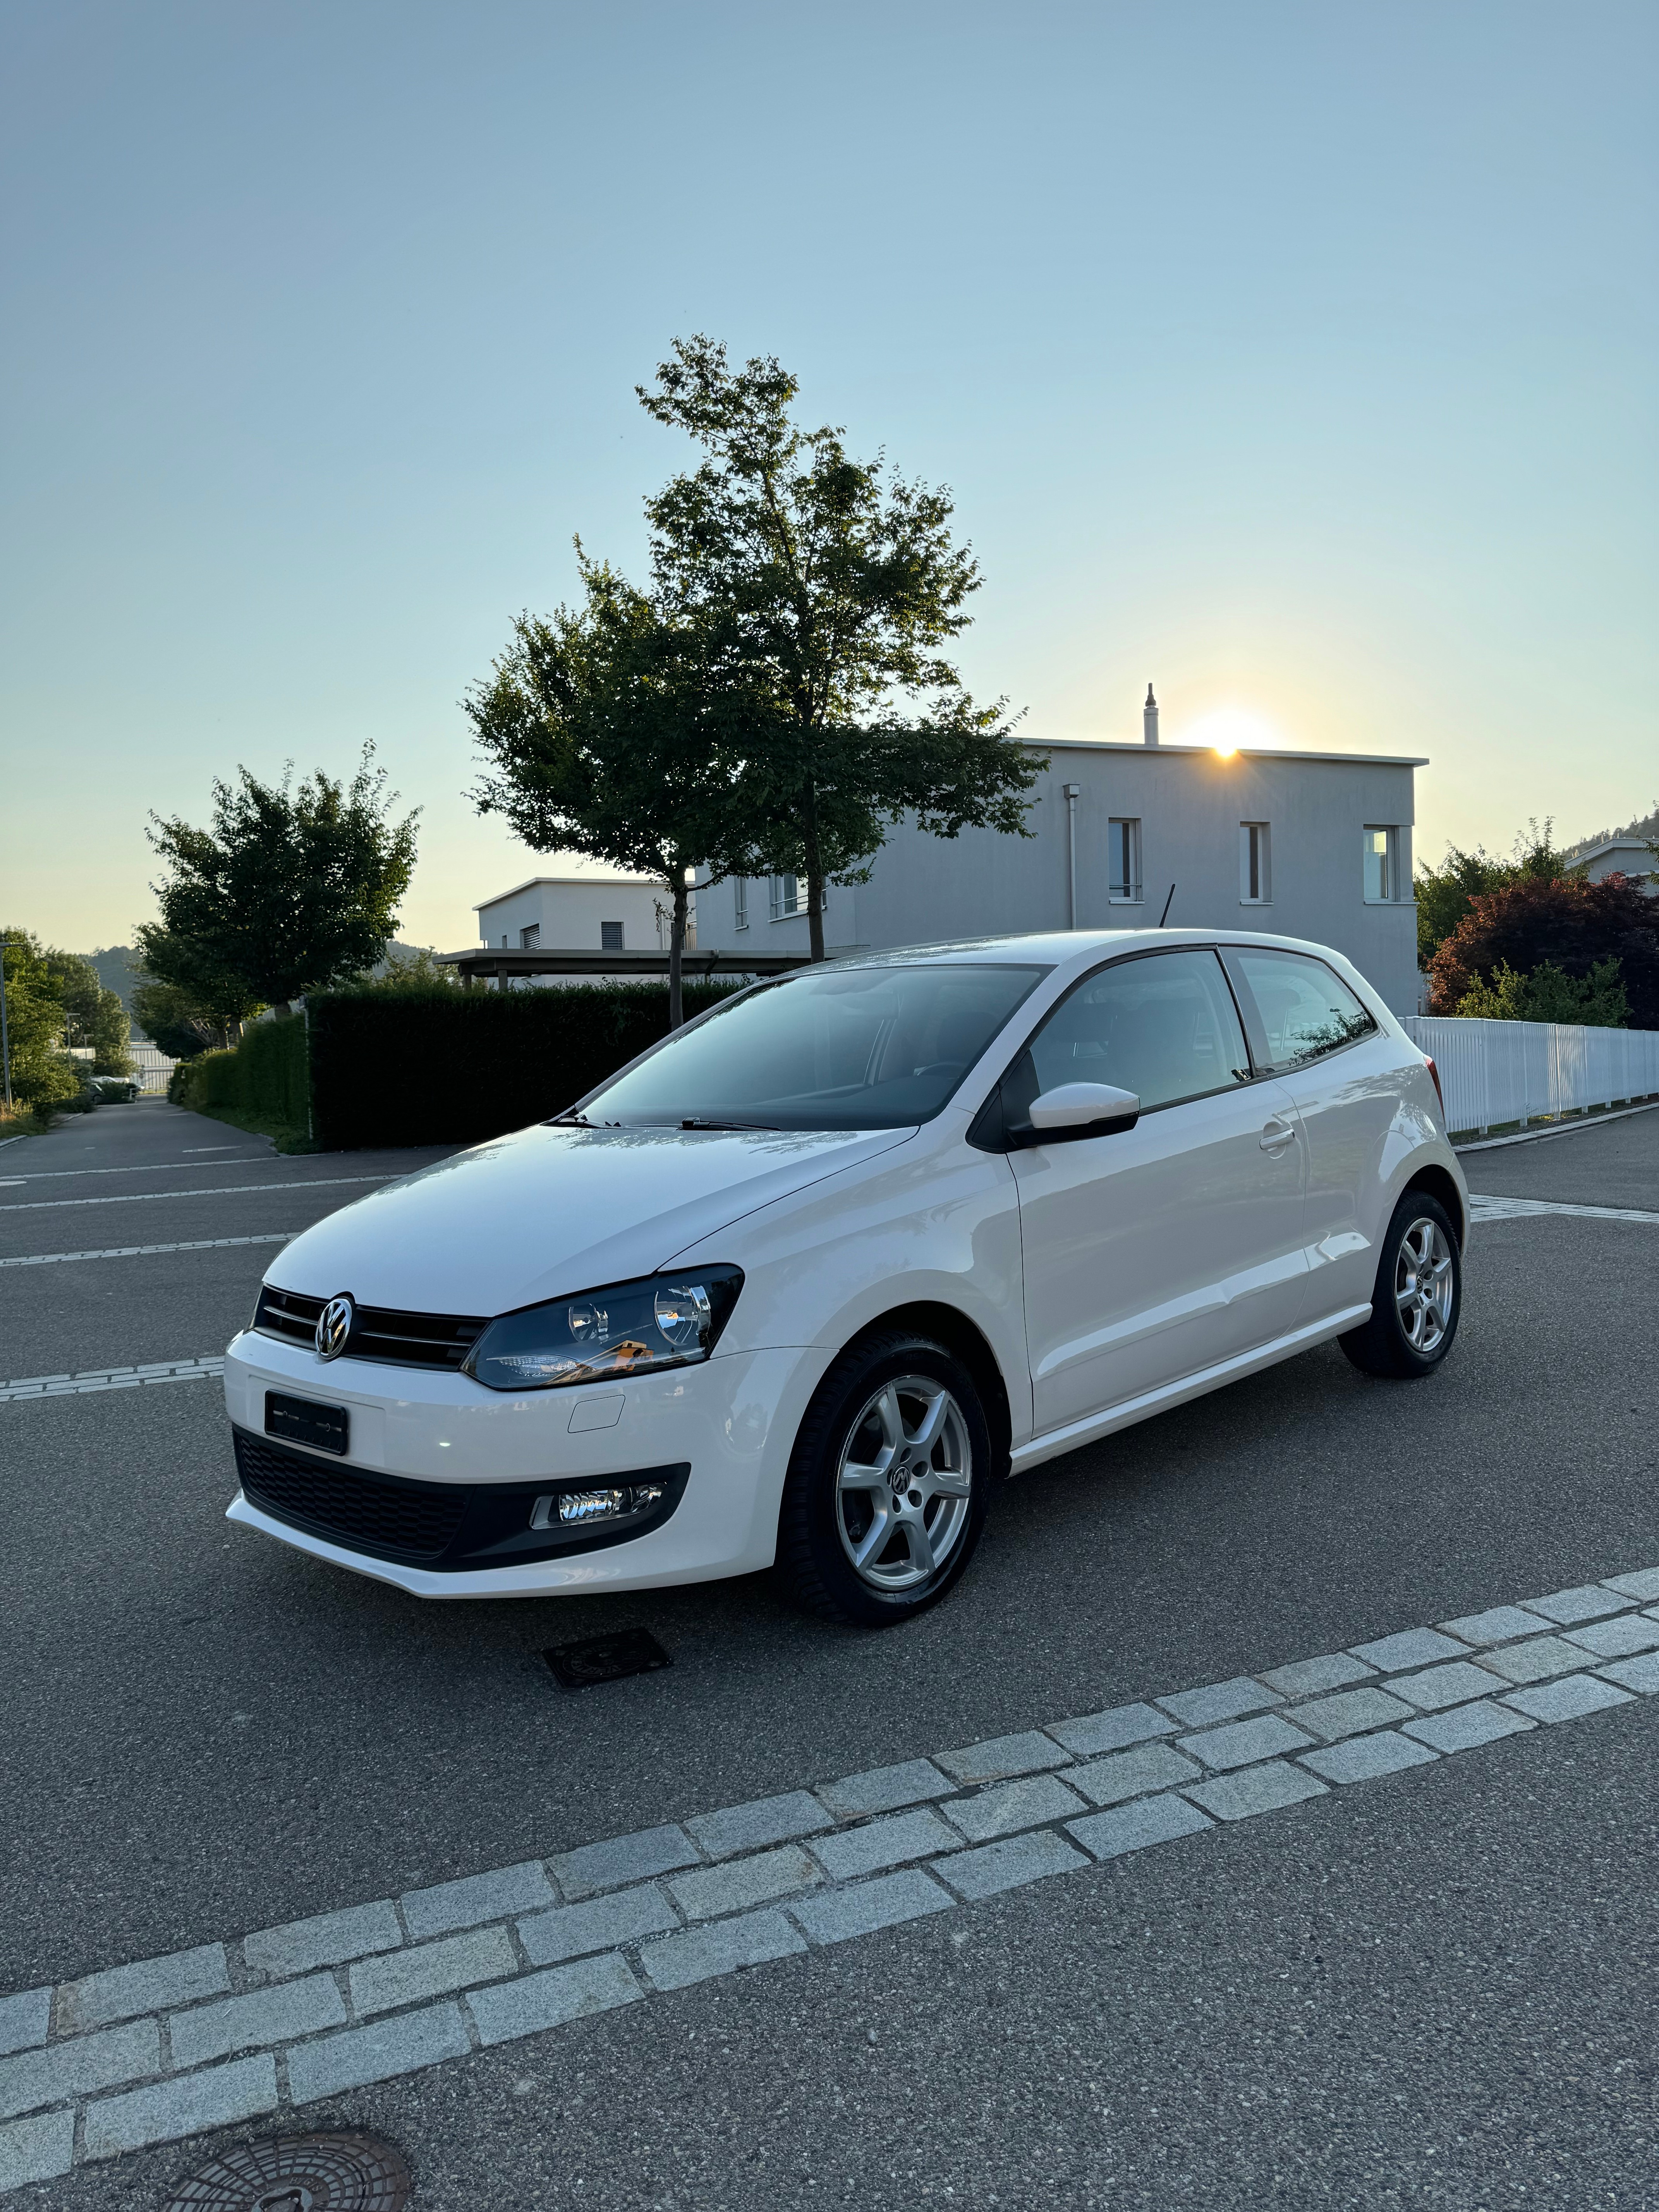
[315, 1294, 354, 1362]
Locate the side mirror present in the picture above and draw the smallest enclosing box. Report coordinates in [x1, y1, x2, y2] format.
[1018, 1082, 1141, 1144]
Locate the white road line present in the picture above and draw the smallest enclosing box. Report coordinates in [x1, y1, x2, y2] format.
[2, 1564, 1654, 2190]
[0, 1158, 270, 1180]
[0, 1234, 297, 1270]
[0, 1175, 396, 1213]
[0, 1356, 226, 1402]
[1468, 1194, 1659, 1225]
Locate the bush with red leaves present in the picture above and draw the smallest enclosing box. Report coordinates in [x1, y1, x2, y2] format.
[1427, 873, 1659, 1028]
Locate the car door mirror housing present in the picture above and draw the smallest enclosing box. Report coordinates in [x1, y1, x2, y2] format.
[1017, 1082, 1141, 1145]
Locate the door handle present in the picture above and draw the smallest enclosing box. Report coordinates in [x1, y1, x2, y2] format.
[1260, 1118, 1297, 1152]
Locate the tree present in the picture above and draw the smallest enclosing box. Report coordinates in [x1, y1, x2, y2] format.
[41, 956, 135, 1074]
[1429, 873, 1659, 1028]
[0, 931, 89, 1111]
[1455, 956, 1628, 1026]
[468, 557, 771, 1026]
[1414, 819, 1577, 968]
[141, 750, 418, 1015]
[636, 337, 1046, 960]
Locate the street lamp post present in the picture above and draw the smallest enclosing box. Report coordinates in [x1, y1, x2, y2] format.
[0, 936, 14, 1111]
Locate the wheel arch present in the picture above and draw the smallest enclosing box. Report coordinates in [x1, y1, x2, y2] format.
[841, 1300, 1015, 1480]
[1401, 1161, 1468, 1248]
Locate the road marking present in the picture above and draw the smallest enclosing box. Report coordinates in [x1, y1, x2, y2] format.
[0, 1159, 270, 1180]
[0, 1234, 297, 1270]
[2, 1563, 1654, 2188]
[0, 1357, 225, 1402]
[0, 1176, 396, 1213]
[1468, 1194, 1659, 1226]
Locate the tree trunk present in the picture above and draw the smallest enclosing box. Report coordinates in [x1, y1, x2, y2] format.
[668, 874, 687, 1029]
[804, 799, 826, 963]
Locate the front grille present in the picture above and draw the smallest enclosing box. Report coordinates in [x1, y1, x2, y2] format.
[234, 1430, 464, 1560]
[253, 1285, 487, 1371]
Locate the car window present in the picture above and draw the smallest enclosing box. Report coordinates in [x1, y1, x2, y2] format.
[574, 963, 1048, 1131]
[1229, 948, 1377, 1072]
[1024, 950, 1251, 1112]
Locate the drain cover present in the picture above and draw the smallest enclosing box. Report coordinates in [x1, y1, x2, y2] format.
[544, 1626, 672, 1688]
[163, 2131, 412, 2211]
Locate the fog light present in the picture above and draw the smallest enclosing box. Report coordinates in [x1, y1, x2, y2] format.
[529, 1482, 672, 1532]
[558, 1487, 629, 1525]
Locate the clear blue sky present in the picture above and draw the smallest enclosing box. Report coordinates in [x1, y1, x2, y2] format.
[3, 0, 1654, 952]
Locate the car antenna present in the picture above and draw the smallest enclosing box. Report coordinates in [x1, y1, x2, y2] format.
[1158, 884, 1176, 927]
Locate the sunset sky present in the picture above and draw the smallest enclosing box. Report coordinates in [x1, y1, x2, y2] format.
[3, 0, 1654, 953]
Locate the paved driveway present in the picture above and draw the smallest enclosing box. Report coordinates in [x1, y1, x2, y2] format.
[2, 1097, 1656, 2208]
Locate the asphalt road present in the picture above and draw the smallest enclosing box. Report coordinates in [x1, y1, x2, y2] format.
[3, 1096, 1656, 2209]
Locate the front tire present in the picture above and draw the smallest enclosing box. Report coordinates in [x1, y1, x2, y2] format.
[1340, 1190, 1463, 1379]
[776, 1331, 992, 1627]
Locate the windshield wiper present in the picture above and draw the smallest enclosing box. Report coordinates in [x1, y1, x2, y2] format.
[678, 1117, 778, 1132]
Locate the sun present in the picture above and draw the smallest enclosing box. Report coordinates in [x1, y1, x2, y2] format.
[1181, 706, 1284, 757]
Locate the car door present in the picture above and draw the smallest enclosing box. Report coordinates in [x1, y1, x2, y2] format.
[1222, 946, 1401, 1326]
[1003, 947, 1309, 1436]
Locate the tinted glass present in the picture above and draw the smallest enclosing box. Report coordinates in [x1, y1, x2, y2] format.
[1231, 948, 1376, 1071]
[577, 964, 1047, 1132]
[1025, 950, 1250, 1111]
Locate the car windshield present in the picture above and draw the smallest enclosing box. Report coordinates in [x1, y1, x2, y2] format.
[570, 963, 1048, 1132]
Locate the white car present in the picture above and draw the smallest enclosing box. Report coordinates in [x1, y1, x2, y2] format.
[222, 930, 1467, 1626]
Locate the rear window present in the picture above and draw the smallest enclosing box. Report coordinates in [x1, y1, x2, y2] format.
[1230, 949, 1377, 1072]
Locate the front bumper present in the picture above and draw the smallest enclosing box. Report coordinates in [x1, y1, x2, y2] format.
[221, 1330, 831, 1598]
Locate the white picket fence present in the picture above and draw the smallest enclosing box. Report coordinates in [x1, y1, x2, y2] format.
[1400, 1015, 1659, 1137]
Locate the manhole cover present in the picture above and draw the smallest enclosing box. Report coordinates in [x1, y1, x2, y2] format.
[163, 2131, 412, 2211]
[544, 1626, 672, 1688]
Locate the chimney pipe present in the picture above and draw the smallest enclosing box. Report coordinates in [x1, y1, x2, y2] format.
[1143, 684, 1160, 747]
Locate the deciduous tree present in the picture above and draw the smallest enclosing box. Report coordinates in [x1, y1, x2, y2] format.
[1429, 873, 1659, 1028]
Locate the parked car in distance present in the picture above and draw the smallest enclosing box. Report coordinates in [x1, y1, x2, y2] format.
[222, 929, 1467, 1626]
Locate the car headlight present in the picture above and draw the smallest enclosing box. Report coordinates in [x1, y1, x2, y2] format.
[463, 1266, 744, 1392]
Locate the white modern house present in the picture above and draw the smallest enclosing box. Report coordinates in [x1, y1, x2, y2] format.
[474, 876, 690, 956]
[695, 690, 1427, 1013]
[1571, 836, 1657, 891]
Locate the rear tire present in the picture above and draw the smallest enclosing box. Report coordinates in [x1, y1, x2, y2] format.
[776, 1331, 992, 1627]
[1340, 1190, 1463, 1379]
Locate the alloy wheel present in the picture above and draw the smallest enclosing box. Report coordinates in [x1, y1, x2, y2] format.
[1395, 1216, 1455, 1353]
[835, 1375, 974, 1592]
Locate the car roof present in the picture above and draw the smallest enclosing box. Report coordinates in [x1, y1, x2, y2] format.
[826, 927, 1341, 970]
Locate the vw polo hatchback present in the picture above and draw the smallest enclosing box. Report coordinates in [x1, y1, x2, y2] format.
[223, 930, 1467, 1625]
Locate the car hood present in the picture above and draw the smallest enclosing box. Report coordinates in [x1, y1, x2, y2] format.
[266, 1122, 915, 1316]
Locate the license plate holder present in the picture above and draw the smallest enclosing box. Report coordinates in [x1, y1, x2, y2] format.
[265, 1390, 350, 1456]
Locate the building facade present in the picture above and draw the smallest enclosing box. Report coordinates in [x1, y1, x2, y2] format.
[474, 876, 692, 956]
[696, 725, 1425, 1013]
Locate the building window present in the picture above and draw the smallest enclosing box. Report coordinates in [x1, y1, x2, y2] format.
[601, 920, 624, 951]
[519, 924, 540, 950]
[1240, 822, 1271, 904]
[734, 879, 749, 930]
[1363, 826, 1402, 902]
[770, 874, 804, 919]
[1108, 819, 1142, 903]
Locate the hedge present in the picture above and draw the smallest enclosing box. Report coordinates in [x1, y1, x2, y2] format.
[306, 981, 742, 1150]
[171, 1015, 310, 1134]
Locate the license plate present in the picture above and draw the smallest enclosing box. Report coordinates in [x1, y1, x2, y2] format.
[266, 1391, 350, 1456]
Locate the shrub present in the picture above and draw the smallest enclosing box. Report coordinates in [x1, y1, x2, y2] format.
[1428, 874, 1659, 1028]
[306, 980, 742, 1150]
[1455, 956, 1629, 1027]
[170, 1018, 308, 1135]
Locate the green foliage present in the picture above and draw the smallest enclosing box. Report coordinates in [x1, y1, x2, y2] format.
[0, 930, 103, 1109]
[1454, 956, 1628, 1027]
[332, 947, 461, 996]
[132, 978, 231, 1060]
[141, 747, 419, 1012]
[635, 337, 1046, 958]
[306, 981, 742, 1150]
[1429, 871, 1658, 1027]
[131, 929, 265, 1047]
[171, 1016, 311, 1144]
[468, 555, 776, 1025]
[40, 955, 134, 1073]
[1414, 819, 1578, 967]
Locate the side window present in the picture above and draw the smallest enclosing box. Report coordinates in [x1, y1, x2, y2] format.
[1229, 949, 1376, 1072]
[1024, 950, 1251, 1113]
